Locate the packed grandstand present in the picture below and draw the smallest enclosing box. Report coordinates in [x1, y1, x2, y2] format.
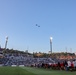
[0, 48, 76, 71]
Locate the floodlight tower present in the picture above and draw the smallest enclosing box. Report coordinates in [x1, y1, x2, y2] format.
[5, 36, 8, 50]
[50, 37, 53, 53]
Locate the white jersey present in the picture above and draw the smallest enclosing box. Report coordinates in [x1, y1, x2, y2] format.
[67, 61, 71, 67]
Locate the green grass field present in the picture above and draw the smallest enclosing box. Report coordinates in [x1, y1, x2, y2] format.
[0, 67, 76, 75]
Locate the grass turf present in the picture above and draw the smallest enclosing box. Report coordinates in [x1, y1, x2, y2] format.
[0, 67, 76, 75]
[0, 67, 35, 75]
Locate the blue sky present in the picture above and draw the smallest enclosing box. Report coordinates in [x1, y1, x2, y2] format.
[0, 0, 76, 53]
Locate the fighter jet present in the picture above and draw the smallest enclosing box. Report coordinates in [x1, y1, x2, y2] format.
[36, 24, 40, 27]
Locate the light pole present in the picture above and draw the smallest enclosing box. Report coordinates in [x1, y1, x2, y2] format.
[50, 37, 53, 53]
[5, 36, 8, 50]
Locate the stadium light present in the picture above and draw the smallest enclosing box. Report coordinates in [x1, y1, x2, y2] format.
[50, 36, 53, 53]
[5, 36, 8, 50]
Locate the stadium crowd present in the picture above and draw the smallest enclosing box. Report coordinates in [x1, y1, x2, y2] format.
[0, 48, 76, 71]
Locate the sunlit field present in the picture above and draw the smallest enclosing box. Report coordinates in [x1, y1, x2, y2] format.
[0, 67, 76, 75]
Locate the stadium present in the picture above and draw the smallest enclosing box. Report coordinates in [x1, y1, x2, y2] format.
[0, 47, 76, 75]
[0, 0, 76, 75]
